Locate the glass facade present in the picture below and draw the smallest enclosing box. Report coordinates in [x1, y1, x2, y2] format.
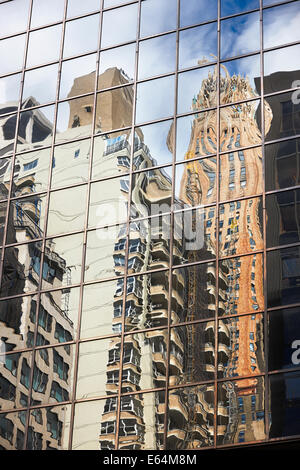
[0, 0, 300, 451]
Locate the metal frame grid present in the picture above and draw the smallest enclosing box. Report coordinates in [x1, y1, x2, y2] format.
[0, 0, 299, 450]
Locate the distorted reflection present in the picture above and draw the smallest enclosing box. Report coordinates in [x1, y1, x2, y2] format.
[23, 63, 59, 107]
[265, 138, 300, 192]
[27, 404, 71, 450]
[217, 377, 265, 444]
[266, 189, 300, 248]
[167, 385, 214, 449]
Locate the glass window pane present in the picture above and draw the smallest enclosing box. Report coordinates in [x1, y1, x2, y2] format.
[80, 280, 122, 339]
[175, 158, 217, 206]
[0, 0, 30, 38]
[13, 148, 52, 198]
[89, 177, 129, 227]
[269, 371, 300, 439]
[267, 245, 300, 308]
[221, 12, 260, 60]
[67, 0, 100, 18]
[0, 73, 22, 108]
[31, 0, 65, 28]
[0, 35, 26, 76]
[140, 0, 177, 38]
[56, 97, 94, 144]
[26, 25, 62, 68]
[268, 307, 300, 371]
[218, 313, 264, 378]
[180, 0, 217, 28]
[73, 398, 117, 450]
[263, 2, 300, 49]
[51, 139, 91, 189]
[136, 76, 175, 124]
[47, 185, 87, 236]
[133, 120, 173, 170]
[221, 0, 259, 17]
[17, 105, 55, 154]
[220, 55, 260, 103]
[27, 404, 71, 450]
[0, 410, 27, 450]
[85, 226, 126, 282]
[266, 189, 300, 248]
[63, 14, 100, 58]
[92, 131, 131, 181]
[177, 66, 216, 115]
[138, 33, 176, 80]
[219, 253, 264, 316]
[101, 3, 138, 48]
[0, 351, 33, 411]
[42, 233, 84, 289]
[95, 86, 134, 133]
[23, 64, 59, 106]
[265, 138, 300, 192]
[217, 377, 265, 444]
[179, 23, 217, 70]
[60, 54, 97, 100]
[99, 43, 135, 82]
[167, 385, 214, 449]
[265, 91, 300, 142]
[7, 194, 46, 244]
[264, 44, 300, 94]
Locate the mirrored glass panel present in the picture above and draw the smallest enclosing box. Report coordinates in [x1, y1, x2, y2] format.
[221, 0, 259, 17]
[89, 177, 129, 227]
[220, 55, 260, 104]
[0, 35, 26, 76]
[56, 97, 93, 144]
[0, 0, 30, 38]
[63, 15, 100, 58]
[99, 43, 135, 83]
[217, 376, 265, 444]
[218, 313, 264, 379]
[41, 232, 84, 290]
[264, 44, 300, 94]
[122, 330, 168, 391]
[85, 226, 127, 282]
[268, 306, 300, 372]
[176, 112, 217, 162]
[16, 105, 55, 154]
[266, 189, 300, 248]
[27, 404, 71, 450]
[265, 91, 300, 142]
[130, 166, 172, 219]
[140, 0, 177, 38]
[0, 410, 27, 450]
[220, 149, 263, 201]
[219, 197, 263, 257]
[7, 193, 46, 244]
[269, 371, 300, 439]
[26, 25, 62, 68]
[31, 344, 76, 405]
[60, 54, 97, 100]
[265, 138, 300, 192]
[179, 24, 217, 70]
[119, 392, 165, 450]
[92, 131, 130, 181]
[175, 157, 217, 206]
[177, 66, 217, 115]
[47, 185, 87, 237]
[1, 240, 42, 297]
[76, 338, 120, 399]
[67, 0, 100, 18]
[95, 85, 134, 133]
[267, 245, 300, 308]
[221, 12, 260, 60]
[101, 3, 138, 48]
[0, 293, 38, 352]
[171, 262, 216, 323]
[80, 280, 123, 339]
[37, 287, 80, 347]
[169, 323, 215, 386]
[51, 139, 91, 189]
[72, 398, 117, 450]
[0, 73, 22, 109]
[136, 76, 175, 124]
[138, 33, 176, 80]
[263, 2, 300, 49]
[0, 350, 33, 411]
[12, 148, 52, 198]
[180, 0, 218, 28]
[133, 120, 173, 170]
[31, 0, 65, 28]
[219, 253, 264, 316]
[23, 64, 59, 106]
[167, 385, 214, 449]
[220, 100, 261, 151]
